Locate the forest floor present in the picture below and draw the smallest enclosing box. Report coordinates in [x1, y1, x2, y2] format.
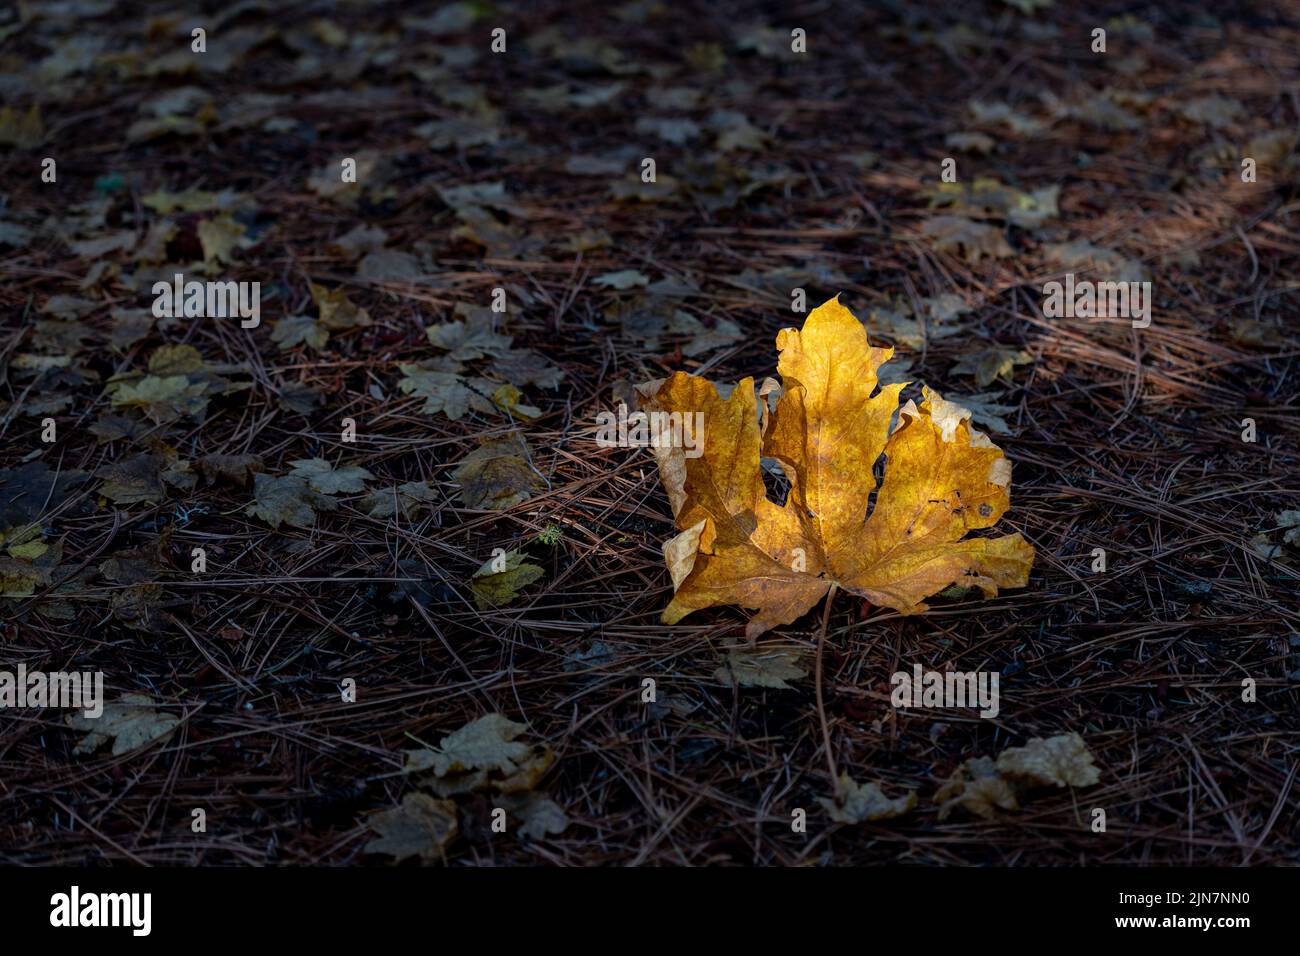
[1, 0, 1298, 865]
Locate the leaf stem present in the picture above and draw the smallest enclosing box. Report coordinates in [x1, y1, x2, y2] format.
[814, 582, 838, 786]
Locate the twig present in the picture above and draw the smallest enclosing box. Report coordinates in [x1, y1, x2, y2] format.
[814, 582, 839, 786]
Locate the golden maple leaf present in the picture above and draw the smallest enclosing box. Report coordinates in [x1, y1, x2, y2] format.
[642, 296, 1034, 638]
